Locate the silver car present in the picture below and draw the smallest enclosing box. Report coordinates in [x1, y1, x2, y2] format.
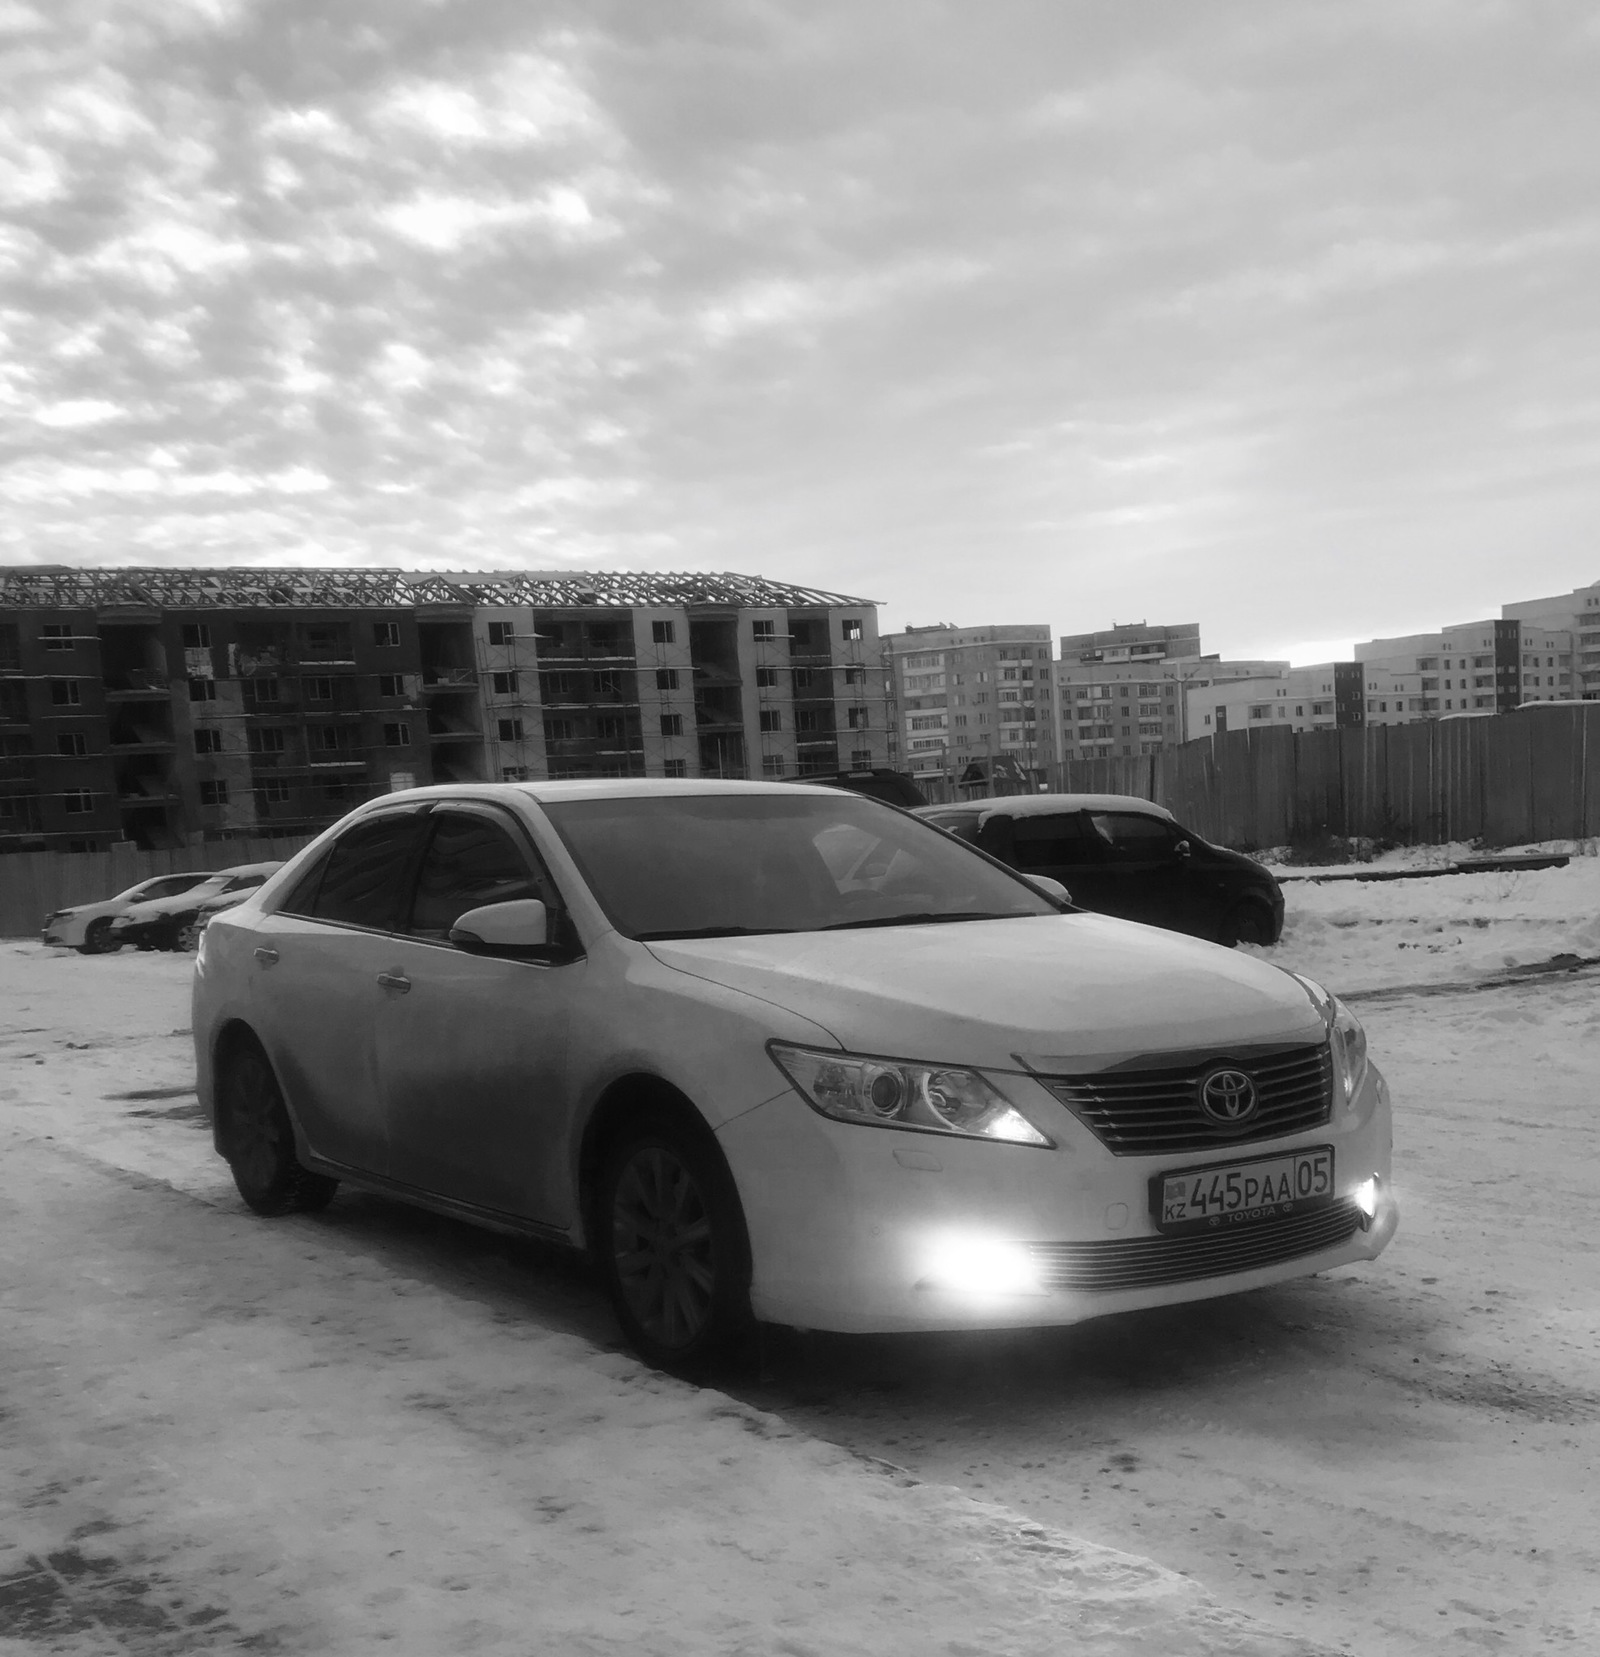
[194, 781, 1396, 1373]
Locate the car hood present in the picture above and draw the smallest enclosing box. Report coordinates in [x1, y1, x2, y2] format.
[644, 913, 1323, 1072]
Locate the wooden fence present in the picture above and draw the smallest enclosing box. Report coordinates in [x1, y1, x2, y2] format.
[1047, 706, 1600, 849]
[2, 835, 316, 940]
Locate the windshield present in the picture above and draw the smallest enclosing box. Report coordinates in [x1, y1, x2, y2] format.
[542, 792, 1059, 940]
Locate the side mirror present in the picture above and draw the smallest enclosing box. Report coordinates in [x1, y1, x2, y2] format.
[449, 898, 549, 959]
[1022, 872, 1071, 906]
[1174, 840, 1192, 860]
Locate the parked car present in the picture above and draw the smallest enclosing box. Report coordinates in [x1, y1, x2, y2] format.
[914, 793, 1285, 947]
[113, 863, 282, 952]
[41, 872, 213, 954]
[193, 781, 1393, 1373]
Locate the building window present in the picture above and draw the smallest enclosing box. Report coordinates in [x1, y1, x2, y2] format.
[660, 713, 684, 736]
[247, 677, 280, 703]
[497, 718, 522, 742]
[487, 621, 514, 646]
[502, 765, 532, 782]
[189, 677, 216, 702]
[597, 716, 625, 742]
[656, 668, 680, 692]
[314, 726, 341, 750]
[50, 681, 81, 706]
[58, 732, 89, 756]
[761, 755, 787, 777]
[755, 667, 778, 688]
[652, 620, 676, 645]
[193, 730, 222, 754]
[847, 706, 870, 730]
[663, 758, 688, 777]
[850, 748, 873, 767]
[259, 779, 291, 803]
[753, 619, 777, 640]
[248, 728, 286, 753]
[594, 669, 624, 697]
[544, 718, 576, 742]
[181, 623, 211, 648]
[306, 676, 333, 701]
[841, 618, 863, 641]
[759, 710, 781, 732]
[541, 671, 579, 700]
[845, 666, 866, 686]
[491, 671, 519, 695]
[43, 623, 74, 651]
[62, 788, 94, 814]
[378, 674, 404, 697]
[199, 780, 228, 806]
[793, 667, 818, 691]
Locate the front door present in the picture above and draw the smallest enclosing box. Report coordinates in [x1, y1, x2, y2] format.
[376, 806, 581, 1229]
[1083, 809, 1191, 930]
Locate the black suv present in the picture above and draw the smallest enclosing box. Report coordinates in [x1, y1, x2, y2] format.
[914, 793, 1283, 946]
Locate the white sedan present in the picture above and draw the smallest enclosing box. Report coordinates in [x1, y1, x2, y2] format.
[193, 781, 1397, 1372]
[42, 872, 211, 953]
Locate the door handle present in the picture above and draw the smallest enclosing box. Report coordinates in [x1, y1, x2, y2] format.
[253, 946, 279, 966]
[376, 972, 411, 993]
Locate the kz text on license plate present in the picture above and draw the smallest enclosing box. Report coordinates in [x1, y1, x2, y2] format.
[1154, 1146, 1334, 1236]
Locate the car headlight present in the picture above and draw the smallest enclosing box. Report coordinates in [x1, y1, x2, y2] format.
[1290, 974, 1369, 1106]
[769, 1044, 1052, 1147]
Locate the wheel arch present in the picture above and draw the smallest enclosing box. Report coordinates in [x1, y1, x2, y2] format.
[576, 1073, 740, 1255]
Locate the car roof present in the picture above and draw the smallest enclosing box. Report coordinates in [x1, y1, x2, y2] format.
[211, 861, 286, 877]
[364, 779, 850, 809]
[914, 793, 1178, 823]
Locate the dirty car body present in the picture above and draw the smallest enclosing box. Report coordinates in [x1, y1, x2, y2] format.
[193, 781, 1394, 1369]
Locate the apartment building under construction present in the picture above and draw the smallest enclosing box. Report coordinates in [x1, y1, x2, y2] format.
[0, 567, 888, 852]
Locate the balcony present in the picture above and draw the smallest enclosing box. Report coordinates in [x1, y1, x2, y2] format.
[422, 667, 478, 690]
[103, 669, 170, 699]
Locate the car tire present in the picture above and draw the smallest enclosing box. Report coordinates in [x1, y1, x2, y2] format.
[77, 918, 120, 955]
[176, 923, 199, 952]
[219, 1042, 339, 1217]
[597, 1114, 752, 1375]
[1218, 900, 1276, 948]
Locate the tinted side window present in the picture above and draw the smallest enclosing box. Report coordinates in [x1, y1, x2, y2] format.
[1012, 813, 1101, 870]
[405, 811, 550, 941]
[305, 814, 423, 930]
[1089, 812, 1178, 861]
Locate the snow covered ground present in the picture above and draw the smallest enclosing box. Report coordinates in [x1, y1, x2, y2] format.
[1246, 840, 1600, 995]
[2, 853, 1598, 1655]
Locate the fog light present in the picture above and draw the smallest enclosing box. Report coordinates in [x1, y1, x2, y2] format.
[1352, 1176, 1380, 1229]
[920, 1234, 1045, 1298]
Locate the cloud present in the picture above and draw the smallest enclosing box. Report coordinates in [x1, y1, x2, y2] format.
[0, 0, 1596, 656]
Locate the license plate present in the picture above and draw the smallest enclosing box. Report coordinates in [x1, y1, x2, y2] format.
[1151, 1146, 1335, 1236]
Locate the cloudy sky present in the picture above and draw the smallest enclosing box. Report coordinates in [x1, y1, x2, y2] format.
[3, 0, 1597, 658]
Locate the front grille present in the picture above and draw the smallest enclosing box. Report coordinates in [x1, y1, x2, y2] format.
[1038, 1043, 1332, 1156]
[1028, 1200, 1363, 1293]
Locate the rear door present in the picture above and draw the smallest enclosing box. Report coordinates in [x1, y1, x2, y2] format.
[248, 809, 427, 1176]
[1006, 811, 1112, 911]
[375, 804, 583, 1228]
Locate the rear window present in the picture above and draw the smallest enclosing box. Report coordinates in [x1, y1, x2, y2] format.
[283, 813, 422, 931]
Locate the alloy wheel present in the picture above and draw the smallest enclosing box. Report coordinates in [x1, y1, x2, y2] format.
[609, 1144, 717, 1352]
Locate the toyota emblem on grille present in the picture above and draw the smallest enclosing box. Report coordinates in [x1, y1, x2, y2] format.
[1198, 1066, 1258, 1127]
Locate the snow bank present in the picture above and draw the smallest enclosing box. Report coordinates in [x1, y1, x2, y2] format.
[1247, 843, 1600, 995]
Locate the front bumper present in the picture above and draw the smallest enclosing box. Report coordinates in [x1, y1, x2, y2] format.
[717, 1062, 1394, 1333]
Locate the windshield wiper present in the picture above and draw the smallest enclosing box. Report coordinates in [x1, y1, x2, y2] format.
[821, 910, 1036, 931]
[635, 925, 798, 941]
